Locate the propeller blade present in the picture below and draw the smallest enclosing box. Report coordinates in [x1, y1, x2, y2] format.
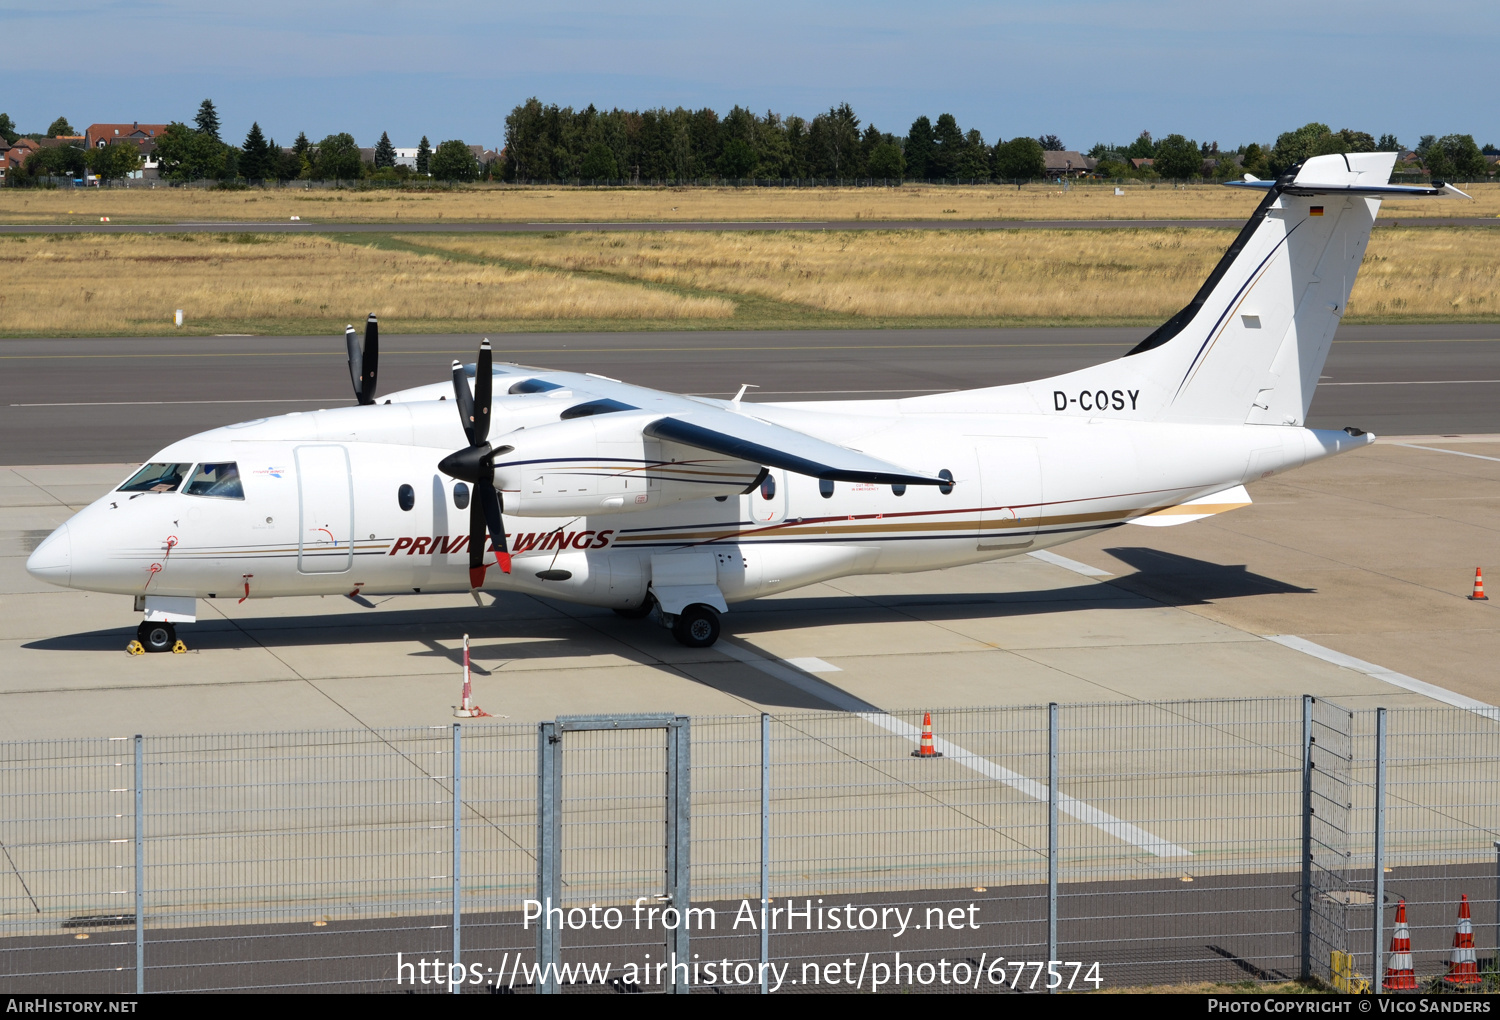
[345, 325, 363, 403]
[473, 339, 492, 445]
[451, 360, 475, 445]
[360, 313, 379, 404]
[479, 478, 510, 575]
[467, 491, 488, 588]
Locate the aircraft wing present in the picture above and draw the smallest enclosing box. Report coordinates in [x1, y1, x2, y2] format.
[644, 411, 946, 486]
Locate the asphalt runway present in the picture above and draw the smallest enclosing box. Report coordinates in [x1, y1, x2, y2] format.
[1, 216, 1496, 235]
[1, 324, 1496, 464]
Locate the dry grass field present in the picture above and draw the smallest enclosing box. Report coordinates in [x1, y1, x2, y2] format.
[2, 181, 1495, 225]
[0, 225, 1495, 336]
[0, 233, 731, 335]
[419, 225, 1500, 323]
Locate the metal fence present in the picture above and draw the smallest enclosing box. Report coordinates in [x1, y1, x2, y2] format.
[0, 696, 1494, 994]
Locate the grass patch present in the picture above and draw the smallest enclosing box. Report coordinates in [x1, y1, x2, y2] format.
[1, 225, 1495, 337]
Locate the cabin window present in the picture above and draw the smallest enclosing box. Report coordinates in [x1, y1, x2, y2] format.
[819, 479, 835, 499]
[184, 462, 244, 500]
[760, 474, 776, 500]
[938, 469, 954, 496]
[118, 462, 190, 493]
[892, 483, 906, 497]
[453, 482, 470, 510]
[398, 484, 415, 511]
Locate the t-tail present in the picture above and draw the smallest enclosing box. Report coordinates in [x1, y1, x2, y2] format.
[923, 153, 1467, 425]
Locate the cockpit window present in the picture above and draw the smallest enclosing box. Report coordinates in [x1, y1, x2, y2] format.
[118, 462, 190, 493]
[184, 462, 245, 500]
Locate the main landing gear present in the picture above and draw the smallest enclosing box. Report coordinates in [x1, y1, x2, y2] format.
[135, 620, 177, 653]
[613, 597, 723, 648]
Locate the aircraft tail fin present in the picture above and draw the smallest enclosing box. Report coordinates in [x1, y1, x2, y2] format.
[915, 153, 1464, 426]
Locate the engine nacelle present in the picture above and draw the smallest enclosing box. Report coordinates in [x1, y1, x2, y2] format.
[491, 413, 763, 517]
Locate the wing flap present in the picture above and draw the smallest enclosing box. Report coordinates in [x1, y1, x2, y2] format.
[644, 413, 943, 486]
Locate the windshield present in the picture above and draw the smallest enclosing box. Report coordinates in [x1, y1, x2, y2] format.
[118, 462, 190, 493]
[184, 462, 244, 500]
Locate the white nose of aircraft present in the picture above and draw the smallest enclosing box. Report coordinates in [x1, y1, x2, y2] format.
[27, 524, 71, 587]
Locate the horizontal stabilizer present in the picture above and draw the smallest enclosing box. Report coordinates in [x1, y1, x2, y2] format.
[644, 413, 944, 485]
[1126, 484, 1252, 527]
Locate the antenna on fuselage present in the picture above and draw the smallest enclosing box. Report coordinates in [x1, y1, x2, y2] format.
[346, 313, 380, 405]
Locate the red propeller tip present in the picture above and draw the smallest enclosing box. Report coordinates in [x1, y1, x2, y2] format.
[468, 565, 487, 590]
[496, 551, 512, 574]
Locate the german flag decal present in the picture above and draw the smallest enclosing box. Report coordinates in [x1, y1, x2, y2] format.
[1310, 206, 1324, 216]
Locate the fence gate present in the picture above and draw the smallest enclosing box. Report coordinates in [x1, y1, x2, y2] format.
[536, 714, 690, 994]
[1302, 696, 1354, 984]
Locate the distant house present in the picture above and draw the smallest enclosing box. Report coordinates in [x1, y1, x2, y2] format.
[83, 124, 169, 178]
[391, 144, 488, 171]
[38, 135, 85, 149]
[8, 137, 40, 167]
[1130, 157, 1154, 170]
[1043, 150, 1094, 177]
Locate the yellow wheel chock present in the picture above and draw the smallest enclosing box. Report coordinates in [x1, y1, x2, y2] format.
[171, 640, 188, 654]
[126, 640, 145, 656]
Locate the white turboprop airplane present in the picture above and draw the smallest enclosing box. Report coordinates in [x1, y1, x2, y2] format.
[27, 154, 1466, 652]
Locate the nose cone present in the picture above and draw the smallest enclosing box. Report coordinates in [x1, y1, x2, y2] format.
[26, 524, 71, 587]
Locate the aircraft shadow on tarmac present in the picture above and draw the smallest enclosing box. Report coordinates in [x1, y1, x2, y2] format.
[22, 551, 1312, 709]
[1099, 547, 1315, 605]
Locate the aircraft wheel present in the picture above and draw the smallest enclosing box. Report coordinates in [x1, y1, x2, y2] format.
[613, 601, 653, 619]
[671, 605, 721, 648]
[136, 620, 176, 654]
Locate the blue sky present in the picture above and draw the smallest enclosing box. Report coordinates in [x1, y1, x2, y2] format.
[3, 1, 1495, 151]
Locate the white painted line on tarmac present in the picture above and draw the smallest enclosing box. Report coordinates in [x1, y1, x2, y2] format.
[1392, 443, 1500, 465]
[1028, 550, 1112, 577]
[1267, 635, 1500, 722]
[784, 656, 841, 673]
[719, 640, 1190, 858]
[12, 399, 336, 407]
[1324, 379, 1500, 386]
[866, 714, 1192, 859]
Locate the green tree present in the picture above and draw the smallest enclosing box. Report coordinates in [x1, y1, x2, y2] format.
[240, 122, 273, 182]
[714, 137, 755, 178]
[1240, 143, 1270, 178]
[374, 131, 396, 170]
[904, 116, 935, 179]
[1376, 133, 1402, 152]
[1037, 134, 1064, 152]
[46, 117, 75, 137]
[430, 139, 479, 181]
[416, 136, 432, 175]
[992, 137, 1045, 181]
[1125, 131, 1156, 159]
[154, 121, 230, 181]
[194, 99, 220, 142]
[581, 141, 620, 178]
[87, 141, 143, 182]
[1428, 134, 1486, 178]
[930, 113, 963, 178]
[314, 133, 362, 181]
[1154, 133, 1201, 179]
[1269, 122, 1331, 175]
[0, 113, 17, 145]
[17, 144, 87, 183]
[956, 128, 991, 180]
[867, 140, 904, 179]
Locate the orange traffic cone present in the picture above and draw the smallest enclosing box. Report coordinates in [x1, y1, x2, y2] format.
[1443, 894, 1481, 987]
[910, 712, 943, 758]
[1384, 898, 1417, 991]
[1469, 568, 1488, 601]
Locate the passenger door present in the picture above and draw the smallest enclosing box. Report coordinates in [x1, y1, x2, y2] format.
[296, 445, 354, 573]
[975, 439, 1043, 550]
